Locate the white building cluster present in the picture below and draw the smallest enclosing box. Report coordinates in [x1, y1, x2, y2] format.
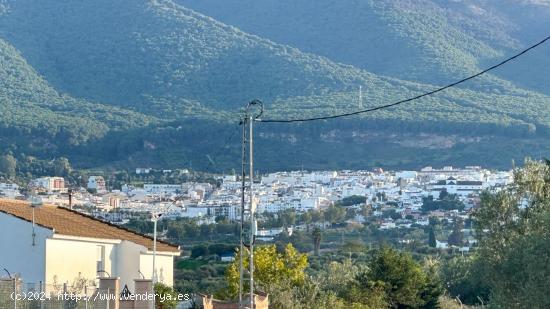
[19, 166, 513, 230]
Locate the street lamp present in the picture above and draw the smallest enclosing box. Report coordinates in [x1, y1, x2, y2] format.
[150, 195, 185, 284]
[151, 212, 162, 284]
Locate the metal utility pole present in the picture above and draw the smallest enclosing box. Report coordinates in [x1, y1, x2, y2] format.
[239, 116, 247, 308]
[239, 100, 263, 309]
[248, 112, 255, 309]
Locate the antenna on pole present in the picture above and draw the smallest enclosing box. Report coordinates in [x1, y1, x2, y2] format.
[239, 99, 263, 309]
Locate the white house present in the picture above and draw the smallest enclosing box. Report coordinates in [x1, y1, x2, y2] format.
[436, 240, 449, 249]
[0, 199, 180, 293]
[135, 168, 152, 175]
[30, 177, 66, 193]
[143, 184, 182, 195]
[429, 177, 483, 197]
[87, 176, 107, 192]
[0, 183, 21, 199]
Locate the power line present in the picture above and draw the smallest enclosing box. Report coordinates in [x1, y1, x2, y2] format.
[205, 122, 241, 172]
[260, 35, 550, 123]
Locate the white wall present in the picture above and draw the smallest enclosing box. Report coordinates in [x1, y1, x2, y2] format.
[0, 213, 53, 283]
[45, 236, 176, 292]
[116, 240, 143, 292]
[45, 236, 117, 287]
[139, 252, 174, 287]
[0, 213, 176, 291]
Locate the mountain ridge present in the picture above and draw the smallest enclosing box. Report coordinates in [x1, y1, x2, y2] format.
[179, 0, 550, 94]
[0, 0, 548, 171]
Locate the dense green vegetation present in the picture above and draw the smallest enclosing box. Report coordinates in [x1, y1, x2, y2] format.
[179, 0, 496, 85]
[180, 0, 550, 95]
[0, 37, 154, 143]
[0, 0, 548, 171]
[421, 192, 465, 212]
[467, 160, 550, 307]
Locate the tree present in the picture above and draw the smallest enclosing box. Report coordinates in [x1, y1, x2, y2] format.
[301, 211, 312, 231]
[428, 226, 437, 248]
[166, 224, 185, 240]
[183, 222, 199, 238]
[382, 209, 401, 220]
[208, 243, 235, 256]
[320, 259, 360, 294]
[311, 210, 323, 223]
[422, 195, 465, 212]
[354, 247, 441, 308]
[324, 206, 346, 225]
[280, 209, 296, 227]
[428, 216, 440, 226]
[360, 204, 372, 217]
[312, 227, 322, 256]
[342, 240, 366, 253]
[490, 234, 550, 308]
[191, 244, 209, 258]
[345, 208, 357, 220]
[53, 157, 71, 177]
[0, 154, 17, 179]
[439, 188, 449, 200]
[201, 224, 215, 239]
[225, 244, 308, 298]
[338, 195, 367, 207]
[447, 218, 464, 247]
[440, 256, 490, 305]
[154, 282, 178, 309]
[472, 160, 550, 307]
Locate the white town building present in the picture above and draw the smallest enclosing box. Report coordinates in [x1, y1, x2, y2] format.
[0, 183, 22, 199]
[0, 199, 180, 292]
[30, 177, 66, 193]
[429, 177, 484, 197]
[143, 184, 182, 195]
[87, 176, 107, 192]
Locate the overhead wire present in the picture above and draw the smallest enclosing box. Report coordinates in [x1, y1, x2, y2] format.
[259, 35, 550, 123]
[205, 122, 241, 172]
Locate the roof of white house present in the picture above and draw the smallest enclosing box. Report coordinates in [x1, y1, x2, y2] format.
[0, 199, 180, 253]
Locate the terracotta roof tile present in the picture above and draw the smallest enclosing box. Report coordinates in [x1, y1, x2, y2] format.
[0, 199, 180, 253]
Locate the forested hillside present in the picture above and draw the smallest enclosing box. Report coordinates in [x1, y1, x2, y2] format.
[0, 37, 154, 152]
[180, 0, 550, 94]
[0, 0, 548, 171]
[0, 0, 373, 110]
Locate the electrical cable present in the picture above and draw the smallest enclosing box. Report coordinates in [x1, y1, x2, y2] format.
[259, 35, 550, 123]
[205, 122, 241, 172]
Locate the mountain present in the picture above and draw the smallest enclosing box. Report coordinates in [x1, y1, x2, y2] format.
[0, 0, 374, 111]
[0, 0, 548, 172]
[0, 37, 154, 155]
[178, 0, 550, 94]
